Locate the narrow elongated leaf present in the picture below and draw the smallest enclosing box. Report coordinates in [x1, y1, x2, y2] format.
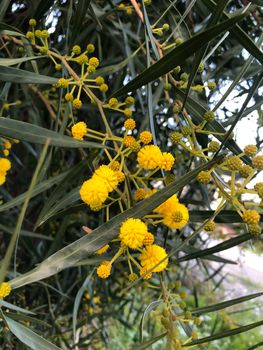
[176, 233, 252, 263]
[70, 0, 91, 44]
[189, 210, 263, 223]
[3, 315, 62, 350]
[191, 292, 263, 315]
[182, 0, 229, 108]
[186, 319, 263, 346]
[0, 56, 44, 66]
[0, 169, 71, 212]
[214, 72, 263, 156]
[0, 117, 105, 149]
[135, 332, 167, 350]
[203, 0, 263, 64]
[0, 65, 57, 84]
[112, 13, 246, 97]
[140, 301, 163, 342]
[173, 87, 251, 163]
[10, 154, 225, 289]
[0, 300, 35, 315]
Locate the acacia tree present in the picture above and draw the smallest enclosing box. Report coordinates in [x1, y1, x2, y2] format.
[0, 0, 262, 349]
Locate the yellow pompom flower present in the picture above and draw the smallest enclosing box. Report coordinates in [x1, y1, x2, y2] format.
[87, 43, 95, 53]
[109, 160, 120, 171]
[163, 203, 189, 229]
[160, 152, 175, 171]
[124, 118, 136, 130]
[137, 145, 163, 170]
[93, 165, 119, 191]
[80, 178, 108, 207]
[65, 92, 74, 101]
[0, 158, 11, 172]
[3, 150, 9, 157]
[134, 188, 147, 201]
[108, 97, 118, 107]
[154, 194, 179, 215]
[139, 244, 168, 273]
[123, 108, 132, 117]
[115, 170, 125, 183]
[97, 261, 111, 278]
[252, 155, 263, 170]
[244, 144, 257, 157]
[95, 76, 104, 85]
[139, 267, 152, 280]
[119, 218, 148, 249]
[123, 135, 136, 147]
[143, 232, 154, 246]
[3, 140, 12, 149]
[140, 131, 152, 144]
[72, 98, 82, 109]
[57, 78, 69, 88]
[96, 244, 110, 255]
[0, 282, 11, 299]
[242, 210, 260, 225]
[72, 45, 81, 54]
[71, 121, 87, 140]
[99, 83, 108, 92]
[0, 174, 6, 185]
[89, 57, 100, 67]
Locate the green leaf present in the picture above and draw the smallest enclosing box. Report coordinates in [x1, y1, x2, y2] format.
[191, 292, 263, 315]
[173, 87, 251, 163]
[0, 117, 105, 149]
[9, 154, 225, 289]
[214, 72, 263, 157]
[35, 160, 88, 227]
[0, 56, 44, 66]
[186, 319, 263, 346]
[135, 332, 167, 350]
[140, 301, 163, 342]
[182, 0, 229, 108]
[0, 22, 25, 36]
[0, 169, 71, 213]
[70, 0, 92, 44]
[203, 0, 263, 64]
[0, 65, 57, 84]
[112, 13, 246, 97]
[0, 300, 35, 315]
[189, 210, 263, 223]
[3, 315, 62, 350]
[176, 233, 252, 263]
[0, 141, 49, 284]
[36, 187, 80, 227]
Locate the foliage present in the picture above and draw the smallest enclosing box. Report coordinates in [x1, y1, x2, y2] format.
[0, 0, 262, 349]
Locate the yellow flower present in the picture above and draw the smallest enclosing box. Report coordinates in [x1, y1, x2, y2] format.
[123, 135, 136, 147]
[109, 160, 120, 171]
[115, 170, 125, 183]
[140, 131, 152, 144]
[0, 174, 6, 185]
[124, 118, 136, 130]
[154, 194, 179, 215]
[119, 218, 148, 249]
[3, 140, 12, 149]
[163, 203, 189, 229]
[139, 267, 152, 280]
[71, 121, 88, 140]
[93, 165, 119, 192]
[137, 145, 163, 170]
[95, 76, 104, 86]
[0, 158, 11, 172]
[160, 152, 175, 171]
[99, 83, 108, 92]
[143, 232, 154, 246]
[242, 210, 260, 225]
[134, 188, 147, 201]
[97, 261, 111, 279]
[80, 178, 108, 207]
[139, 244, 168, 272]
[89, 57, 100, 67]
[96, 244, 110, 255]
[72, 98, 82, 109]
[0, 282, 11, 299]
[72, 45, 81, 54]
